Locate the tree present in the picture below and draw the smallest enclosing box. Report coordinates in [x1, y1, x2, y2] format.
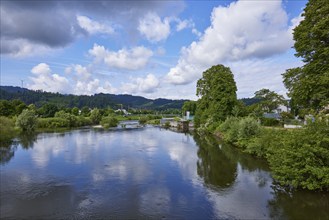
[90, 108, 101, 124]
[194, 65, 237, 128]
[38, 103, 58, 118]
[254, 89, 285, 113]
[282, 0, 329, 111]
[71, 107, 79, 116]
[182, 101, 197, 115]
[0, 100, 14, 117]
[16, 109, 37, 132]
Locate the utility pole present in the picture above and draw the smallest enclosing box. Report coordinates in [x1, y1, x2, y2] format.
[21, 80, 24, 88]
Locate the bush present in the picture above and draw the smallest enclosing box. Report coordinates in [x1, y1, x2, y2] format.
[90, 108, 102, 124]
[101, 116, 118, 129]
[76, 116, 92, 127]
[37, 117, 69, 128]
[267, 118, 329, 190]
[219, 117, 240, 143]
[164, 121, 171, 129]
[55, 111, 77, 127]
[16, 109, 37, 132]
[139, 117, 148, 125]
[0, 117, 17, 145]
[238, 117, 261, 139]
[260, 117, 281, 126]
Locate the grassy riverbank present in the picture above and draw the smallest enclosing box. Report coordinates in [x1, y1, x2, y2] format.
[213, 116, 329, 191]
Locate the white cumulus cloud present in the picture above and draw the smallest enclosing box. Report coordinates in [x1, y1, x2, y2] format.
[77, 15, 114, 35]
[89, 44, 153, 70]
[121, 74, 160, 94]
[167, 0, 300, 85]
[28, 63, 117, 95]
[29, 63, 70, 93]
[138, 12, 171, 43]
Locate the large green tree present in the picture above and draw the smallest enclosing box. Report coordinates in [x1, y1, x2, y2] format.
[194, 65, 237, 128]
[282, 0, 329, 111]
[254, 88, 285, 113]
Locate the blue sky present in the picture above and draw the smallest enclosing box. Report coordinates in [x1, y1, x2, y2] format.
[0, 0, 307, 100]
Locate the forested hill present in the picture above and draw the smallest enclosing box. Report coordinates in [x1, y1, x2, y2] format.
[0, 86, 187, 110]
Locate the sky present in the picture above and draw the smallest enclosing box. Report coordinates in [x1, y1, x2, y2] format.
[0, 0, 308, 100]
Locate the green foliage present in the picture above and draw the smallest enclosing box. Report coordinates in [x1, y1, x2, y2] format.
[37, 117, 70, 128]
[220, 115, 329, 190]
[164, 121, 171, 129]
[267, 119, 329, 190]
[282, 0, 329, 111]
[219, 117, 261, 144]
[71, 107, 79, 116]
[260, 117, 281, 127]
[195, 65, 237, 128]
[182, 101, 197, 115]
[238, 117, 261, 139]
[81, 106, 90, 117]
[147, 119, 160, 125]
[138, 117, 148, 125]
[16, 109, 37, 132]
[0, 117, 17, 145]
[54, 110, 77, 127]
[101, 116, 118, 129]
[90, 108, 102, 124]
[219, 117, 240, 143]
[254, 89, 286, 113]
[38, 103, 58, 118]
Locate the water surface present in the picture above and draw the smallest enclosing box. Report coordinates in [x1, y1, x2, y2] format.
[1, 127, 328, 219]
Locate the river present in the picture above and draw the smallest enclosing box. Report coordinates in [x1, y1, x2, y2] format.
[0, 127, 328, 219]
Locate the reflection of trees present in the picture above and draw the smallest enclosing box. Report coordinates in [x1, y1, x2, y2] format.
[268, 185, 329, 220]
[194, 133, 237, 188]
[18, 132, 37, 149]
[220, 142, 270, 172]
[0, 144, 17, 164]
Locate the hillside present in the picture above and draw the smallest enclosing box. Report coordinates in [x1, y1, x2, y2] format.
[0, 86, 188, 110]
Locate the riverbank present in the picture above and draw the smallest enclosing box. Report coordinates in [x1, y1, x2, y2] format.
[211, 116, 329, 191]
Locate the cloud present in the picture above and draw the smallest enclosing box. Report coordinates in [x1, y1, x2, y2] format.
[77, 15, 114, 35]
[0, 1, 185, 56]
[138, 12, 171, 43]
[166, 0, 298, 85]
[89, 44, 153, 70]
[121, 74, 160, 94]
[29, 63, 70, 93]
[28, 63, 117, 95]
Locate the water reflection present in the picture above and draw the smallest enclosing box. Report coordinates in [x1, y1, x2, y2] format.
[194, 134, 237, 189]
[0, 128, 328, 219]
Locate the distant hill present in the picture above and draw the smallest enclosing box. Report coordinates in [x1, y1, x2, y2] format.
[0, 86, 188, 110]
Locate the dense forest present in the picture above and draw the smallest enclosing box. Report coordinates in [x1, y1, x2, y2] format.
[0, 86, 187, 110]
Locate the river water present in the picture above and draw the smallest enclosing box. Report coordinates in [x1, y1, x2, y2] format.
[0, 127, 328, 219]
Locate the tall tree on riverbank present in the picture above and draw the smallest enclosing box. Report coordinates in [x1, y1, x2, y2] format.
[194, 65, 237, 128]
[282, 0, 329, 112]
[254, 89, 285, 113]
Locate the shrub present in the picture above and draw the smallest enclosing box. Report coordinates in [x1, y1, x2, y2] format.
[219, 117, 240, 143]
[16, 109, 37, 132]
[76, 116, 92, 127]
[37, 117, 69, 128]
[90, 108, 102, 124]
[0, 116, 17, 144]
[101, 116, 118, 128]
[55, 111, 77, 127]
[164, 121, 171, 129]
[267, 118, 329, 190]
[260, 117, 281, 126]
[238, 117, 261, 139]
[139, 117, 148, 125]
